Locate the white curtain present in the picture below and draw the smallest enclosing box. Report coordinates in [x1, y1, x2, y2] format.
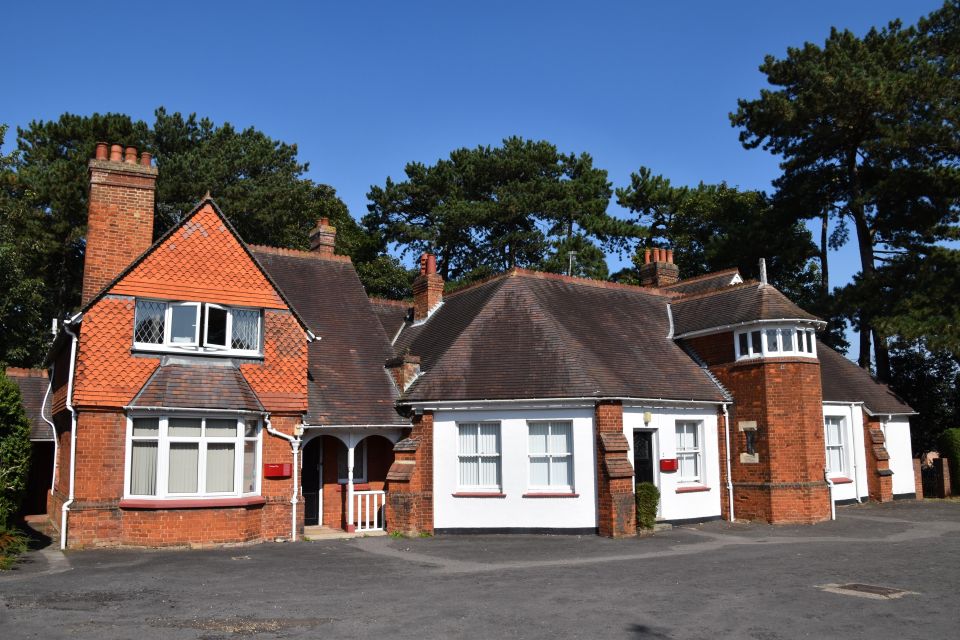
[130, 441, 158, 495]
[206, 443, 235, 493]
[168, 443, 199, 493]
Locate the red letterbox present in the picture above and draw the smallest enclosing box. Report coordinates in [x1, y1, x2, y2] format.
[263, 463, 292, 478]
[659, 458, 679, 473]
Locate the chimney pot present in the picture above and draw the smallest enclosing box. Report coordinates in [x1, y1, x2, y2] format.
[413, 252, 443, 321]
[309, 217, 336, 255]
[95, 142, 109, 160]
[139, 151, 152, 167]
[110, 144, 123, 162]
[654, 248, 662, 262]
[124, 146, 137, 164]
[320, 217, 329, 226]
[644, 248, 651, 265]
[667, 249, 674, 264]
[426, 253, 437, 275]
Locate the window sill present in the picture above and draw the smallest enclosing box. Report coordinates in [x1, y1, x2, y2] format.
[829, 477, 854, 485]
[452, 492, 506, 498]
[675, 485, 710, 494]
[131, 346, 263, 361]
[522, 492, 579, 498]
[119, 496, 266, 510]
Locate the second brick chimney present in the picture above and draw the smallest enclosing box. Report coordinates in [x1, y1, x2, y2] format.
[412, 253, 443, 322]
[82, 142, 158, 306]
[639, 246, 680, 287]
[309, 217, 336, 255]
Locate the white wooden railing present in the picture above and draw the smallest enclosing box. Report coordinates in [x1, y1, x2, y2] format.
[353, 490, 386, 532]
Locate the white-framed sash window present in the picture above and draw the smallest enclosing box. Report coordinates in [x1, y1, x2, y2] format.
[676, 421, 703, 483]
[824, 416, 846, 476]
[527, 420, 573, 491]
[457, 422, 501, 490]
[134, 299, 262, 356]
[125, 414, 261, 499]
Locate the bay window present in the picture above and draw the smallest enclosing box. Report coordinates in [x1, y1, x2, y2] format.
[134, 299, 261, 355]
[126, 415, 261, 499]
[527, 420, 574, 491]
[735, 325, 817, 360]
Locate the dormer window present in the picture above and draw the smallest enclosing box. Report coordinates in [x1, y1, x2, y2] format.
[735, 325, 816, 361]
[134, 299, 262, 356]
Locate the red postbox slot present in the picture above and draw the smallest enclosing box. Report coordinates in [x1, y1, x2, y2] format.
[263, 463, 291, 478]
[659, 458, 679, 473]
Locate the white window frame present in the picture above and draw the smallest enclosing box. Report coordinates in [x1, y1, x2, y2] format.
[526, 420, 574, 492]
[675, 420, 703, 484]
[734, 324, 817, 361]
[824, 416, 846, 477]
[133, 299, 262, 357]
[456, 422, 501, 491]
[337, 439, 368, 484]
[123, 414, 262, 500]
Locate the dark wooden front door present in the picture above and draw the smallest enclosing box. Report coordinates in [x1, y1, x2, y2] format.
[633, 431, 654, 484]
[302, 439, 322, 526]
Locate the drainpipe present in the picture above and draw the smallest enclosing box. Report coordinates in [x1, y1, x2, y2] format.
[41, 364, 58, 492]
[824, 469, 836, 520]
[60, 323, 80, 550]
[264, 413, 301, 542]
[848, 403, 862, 503]
[722, 403, 734, 522]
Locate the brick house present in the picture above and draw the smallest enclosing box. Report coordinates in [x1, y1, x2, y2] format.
[40, 144, 916, 547]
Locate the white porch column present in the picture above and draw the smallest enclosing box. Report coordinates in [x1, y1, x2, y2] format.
[346, 441, 356, 532]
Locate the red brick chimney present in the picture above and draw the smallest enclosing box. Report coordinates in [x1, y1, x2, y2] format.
[82, 142, 158, 305]
[412, 253, 443, 322]
[639, 246, 680, 287]
[309, 217, 336, 255]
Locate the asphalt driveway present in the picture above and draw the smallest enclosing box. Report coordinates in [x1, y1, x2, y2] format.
[1, 500, 958, 639]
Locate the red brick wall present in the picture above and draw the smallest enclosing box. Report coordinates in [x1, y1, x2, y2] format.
[703, 351, 830, 524]
[81, 157, 157, 306]
[317, 435, 393, 529]
[863, 414, 894, 502]
[385, 414, 432, 535]
[595, 401, 636, 538]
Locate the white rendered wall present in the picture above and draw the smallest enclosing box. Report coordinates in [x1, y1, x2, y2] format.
[884, 418, 915, 496]
[623, 405, 721, 523]
[432, 407, 597, 530]
[822, 404, 869, 503]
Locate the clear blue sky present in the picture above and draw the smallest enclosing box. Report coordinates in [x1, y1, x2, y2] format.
[4, 0, 944, 288]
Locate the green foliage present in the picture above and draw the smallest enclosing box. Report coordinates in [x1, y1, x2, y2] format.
[938, 428, 960, 494]
[616, 168, 823, 305]
[354, 255, 416, 301]
[0, 370, 31, 528]
[0, 526, 29, 570]
[364, 136, 637, 283]
[730, 1, 960, 376]
[0, 125, 49, 366]
[635, 482, 660, 530]
[887, 339, 960, 454]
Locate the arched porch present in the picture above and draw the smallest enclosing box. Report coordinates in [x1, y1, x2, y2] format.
[301, 427, 405, 533]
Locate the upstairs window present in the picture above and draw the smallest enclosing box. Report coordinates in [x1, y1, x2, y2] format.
[134, 300, 262, 356]
[735, 325, 817, 361]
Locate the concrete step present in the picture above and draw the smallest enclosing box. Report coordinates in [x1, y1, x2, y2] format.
[303, 526, 387, 541]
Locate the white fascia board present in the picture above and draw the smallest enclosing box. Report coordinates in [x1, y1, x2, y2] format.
[406, 396, 727, 412]
[673, 317, 826, 340]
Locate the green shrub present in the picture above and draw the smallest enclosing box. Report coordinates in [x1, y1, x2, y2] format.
[939, 428, 960, 496]
[0, 370, 32, 529]
[0, 526, 28, 570]
[636, 482, 660, 530]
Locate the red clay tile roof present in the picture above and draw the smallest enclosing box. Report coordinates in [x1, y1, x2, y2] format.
[662, 268, 742, 295]
[5, 368, 52, 441]
[252, 249, 407, 426]
[818, 342, 914, 415]
[399, 270, 726, 403]
[671, 282, 822, 336]
[130, 362, 264, 412]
